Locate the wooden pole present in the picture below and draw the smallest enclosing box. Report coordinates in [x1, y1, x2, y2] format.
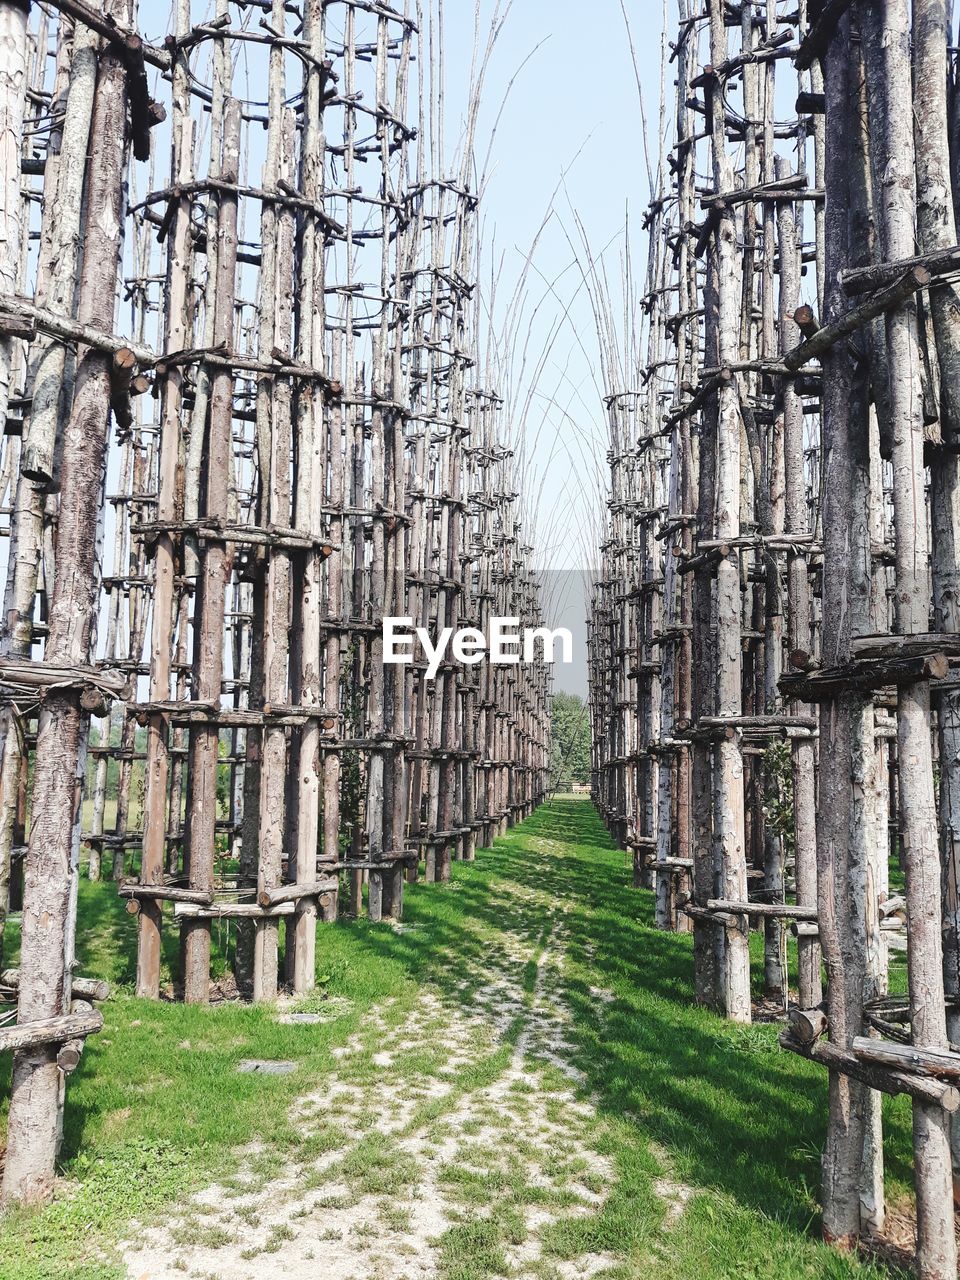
[861, 3, 957, 1271]
[707, 4, 750, 1024]
[1, 0, 133, 1204]
[181, 97, 240, 1005]
[136, 0, 192, 998]
[912, 0, 960, 1202]
[814, 11, 872, 1248]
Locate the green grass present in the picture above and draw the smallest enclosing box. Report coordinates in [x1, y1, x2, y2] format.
[0, 799, 911, 1279]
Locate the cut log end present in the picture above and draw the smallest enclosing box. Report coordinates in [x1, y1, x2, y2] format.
[788, 1007, 828, 1045]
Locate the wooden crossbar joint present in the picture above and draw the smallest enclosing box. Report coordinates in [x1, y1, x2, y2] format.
[784, 267, 931, 371]
[781, 1033, 960, 1111]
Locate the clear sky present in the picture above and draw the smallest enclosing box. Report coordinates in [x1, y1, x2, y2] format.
[441, 1, 666, 574]
[439, 3, 667, 694]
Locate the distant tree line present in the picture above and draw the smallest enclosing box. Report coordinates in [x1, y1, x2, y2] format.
[550, 692, 591, 790]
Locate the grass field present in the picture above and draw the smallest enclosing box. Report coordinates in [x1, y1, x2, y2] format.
[0, 799, 912, 1279]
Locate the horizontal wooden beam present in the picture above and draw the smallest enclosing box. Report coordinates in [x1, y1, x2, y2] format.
[258, 877, 340, 908]
[0, 1009, 104, 1054]
[0, 295, 156, 366]
[0, 970, 110, 1002]
[43, 0, 171, 69]
[118, 884, 214, 906]
[841, 244, 960, 296]
[852, 1036, 960, 1082]
[707, 899, 817, 920]
[783, 267, 930, 371]
[780, 650, 949, 701]
[781, 1032, 960, 1110]
[172, 901, 295, 920]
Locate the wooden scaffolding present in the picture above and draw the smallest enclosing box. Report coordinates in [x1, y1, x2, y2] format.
[0, 0, 550, 1207]
[590, 0, 960, 1272]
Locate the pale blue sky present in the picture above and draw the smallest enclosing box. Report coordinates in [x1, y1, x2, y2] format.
[441, 2, 665, 571]
[441, 3, 667, 688]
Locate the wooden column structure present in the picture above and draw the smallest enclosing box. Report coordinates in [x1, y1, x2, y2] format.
[592, 1, 822, 1020]
[590, 1, 960, 1270]
[0, 0, 550, 1205]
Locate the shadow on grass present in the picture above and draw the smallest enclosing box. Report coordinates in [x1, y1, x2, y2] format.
[344, 798, 914, 1241]
[0, 797, 914, 1280]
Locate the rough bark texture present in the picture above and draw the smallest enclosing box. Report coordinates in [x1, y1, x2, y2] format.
[182, 97, 240, 1005]
[2, 3, 132, 1204]
[914, 0, 960, 1203]
[862, 3, 957, 1272]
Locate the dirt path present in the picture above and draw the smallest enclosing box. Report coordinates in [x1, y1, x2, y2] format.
[122, 861, 654, 1280]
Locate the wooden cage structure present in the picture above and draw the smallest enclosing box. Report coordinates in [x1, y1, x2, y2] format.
[0, 0, 550, 1206]
[590, 0, 960, 1273]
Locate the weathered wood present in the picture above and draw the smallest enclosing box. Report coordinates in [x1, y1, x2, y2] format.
[40, 0, 170, 69]
[779, 651, 949, 700]
[776, 153, 821, 1011]
[0, 1009, 103, 1054]
[119, 884, 213, 905]
[782, 266, 931, 371]
[788, 1007, 828, 1045]
[54, 1000, 97, 1076]
[258, 877, 339, 909]
[252, 55, 295, 1001]
[852, 1036, 960, 1082]
[136, 0, 193, 998]
[0, 969, 109, 1002]
[707, 0, 749, 1025]
[813, 12, 872, 1249]
[0, 295, 155, 365]
[592, 4, 960, 1272]
[911, 0, 960, 1208]
[290, 0, 329, 985]
[794, 0, 856, 72]
[841, 244, 960, 296]
[181, 96, 240, 1006]
[862, 4, 957, 1269]
[850, 633, 960, 660]
[174, 901, 295, 920]
[781, 1033, 960, 1111]
[0, 0, 27, 460]
[0, 0, 68, 960]
[0, 658, 127, 696]
[2, 1, 134, 1206]
[706, 899, 818, 920]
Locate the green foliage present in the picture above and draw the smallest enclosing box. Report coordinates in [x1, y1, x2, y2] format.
[762, 740, 795, 859]
[550, 691, 591, 789]
[339, 640, 364, 848]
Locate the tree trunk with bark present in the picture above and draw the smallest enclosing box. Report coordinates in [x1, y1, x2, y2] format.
[1, 3, 133, 1204]
[816, 12, 871, 1249]
[914, 0, 960, 1212]
[181, 97, 240, 1005]
[862, 3, 957, 1273]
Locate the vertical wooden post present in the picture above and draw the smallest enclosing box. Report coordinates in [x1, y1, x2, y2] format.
[2, 1, 133, 1203]
[137, 0, 192, 998]
[814, 12, 871, 1248]
[254, 93, 296, 1001]
[181, 98, 240, 1005]
[913, 0, 960, 1201]
[861, 3, 957, 1271]
[776, 157, 821, 1011]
